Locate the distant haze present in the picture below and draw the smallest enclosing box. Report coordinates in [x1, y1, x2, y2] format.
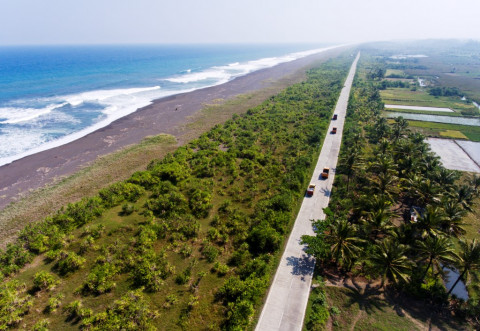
[1, 0, 479, 45]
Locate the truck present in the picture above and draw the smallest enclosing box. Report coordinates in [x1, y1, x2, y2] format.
[306, 184, 316, 196]
[331, 127, 337, 134]
[321, 167, 330, 179]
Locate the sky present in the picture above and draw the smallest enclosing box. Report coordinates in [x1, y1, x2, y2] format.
[1, 0, 479, 45]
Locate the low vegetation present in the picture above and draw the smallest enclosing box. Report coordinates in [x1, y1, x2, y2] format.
[0, 57, 351, 329]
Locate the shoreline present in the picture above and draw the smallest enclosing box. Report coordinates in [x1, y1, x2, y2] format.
[0, 46, 350, 212]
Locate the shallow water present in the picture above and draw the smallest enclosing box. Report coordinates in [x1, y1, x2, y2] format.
[443, 266, 469, 300]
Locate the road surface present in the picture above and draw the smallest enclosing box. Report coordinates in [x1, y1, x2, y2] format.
[255, 52, 360, 331]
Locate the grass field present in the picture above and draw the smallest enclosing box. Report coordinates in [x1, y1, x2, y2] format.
[405, 120, 480, 141]
[304, 279, 467, 331]
[380, 88, 478, 113]
[385, 69, 405, 77]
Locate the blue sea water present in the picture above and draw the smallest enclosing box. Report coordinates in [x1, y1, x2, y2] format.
[0, 44, 331, 166]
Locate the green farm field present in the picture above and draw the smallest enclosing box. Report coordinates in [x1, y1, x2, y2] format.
[380, 88, 477, 113]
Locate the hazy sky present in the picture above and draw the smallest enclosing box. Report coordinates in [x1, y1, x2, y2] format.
[1, 0, 479, 45]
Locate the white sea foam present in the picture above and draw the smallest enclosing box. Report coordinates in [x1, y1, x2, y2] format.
[0, 86, 195, 167]
[165, 45, 341, 85]
[0, 103, 67, 124]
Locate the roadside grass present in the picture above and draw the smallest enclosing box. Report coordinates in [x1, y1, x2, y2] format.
[380, 88, 477, 113]
[323, 286, 419, 331]
[405, 120, 480, 142]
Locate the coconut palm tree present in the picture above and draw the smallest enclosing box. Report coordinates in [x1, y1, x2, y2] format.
[414, 205, 445, 239]
[440, 198, 467, 238]
[391, 116, 409, 142]
[370, 237, 414, 287]
[447, 239, 480, 296]
[416, 235, 458, 282]
[455, 184, 476, 212]
[325, 219, 365, 270]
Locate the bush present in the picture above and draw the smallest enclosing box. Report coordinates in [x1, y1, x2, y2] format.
[121, 203, 135, 215]
[83, 262, 118, 294]
[99, 182, 145, 207]
[81, 289, 159, 330]
[45, 293, 64, 313]
[0, 280, 33, 328]
[32, 319, 49, 331]
[33, 271, 59, 291]
[56, 251, 86, 275]
[131, 251, 174, 292]
[202, 244, 220, 263]
[212, 262, 230, 276]
[247, 224, 281, 255]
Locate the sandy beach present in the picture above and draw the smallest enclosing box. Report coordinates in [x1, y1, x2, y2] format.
[0, 46, 349, 212]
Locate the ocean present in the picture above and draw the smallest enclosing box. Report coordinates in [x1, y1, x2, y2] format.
[0, 44, 331, 166]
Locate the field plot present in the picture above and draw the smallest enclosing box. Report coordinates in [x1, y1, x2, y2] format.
[456, 140, 480, 166]
[427, 138, 480, 173]
[380, 88, 477, 112]
[405, 120, 480, 141]
[384, 104, 453, 112]
[385, 112, 480, 126]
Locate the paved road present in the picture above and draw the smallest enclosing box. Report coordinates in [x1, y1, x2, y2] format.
[255, 52, 360, 331]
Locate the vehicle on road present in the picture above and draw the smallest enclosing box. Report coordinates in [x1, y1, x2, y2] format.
[321, 167, 330, 179]
[306, 184, 316, 196]
[332, 114, 338, 120]
[331, 127, 337, 134]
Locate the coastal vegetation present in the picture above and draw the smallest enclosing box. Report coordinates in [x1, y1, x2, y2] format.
[302, 56, 480, 330]
[0, 57, 350, 329]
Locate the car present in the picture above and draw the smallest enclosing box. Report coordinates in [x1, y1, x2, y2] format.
[331, 127, 337, 134]
[321, 167, 330, 179]
[332, 114, 338, 120]
[306, 184, 316, 196]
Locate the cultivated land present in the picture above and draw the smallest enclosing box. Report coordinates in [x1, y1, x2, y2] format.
[427, 138, 480, 173]
[256, 53, 359, 331]
[380, 88, 477, 113]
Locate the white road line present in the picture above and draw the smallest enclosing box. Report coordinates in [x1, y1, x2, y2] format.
[256, 52, 360, 331]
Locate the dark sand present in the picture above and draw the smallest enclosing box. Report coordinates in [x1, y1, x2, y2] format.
[0, 46, 349, 210]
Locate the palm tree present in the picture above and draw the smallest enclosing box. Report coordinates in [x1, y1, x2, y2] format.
[339, 148, 363, 192]
[469, 174, 480, 196]
[414, 205, 445, 239]
[370, 238, 414, 287]
[440, 198, 467, 238]
[391, 116, 409, 141]
[416, 235, 458, 282]
[447, 239, 480, 296]
[455, 184, 476, 212]
[364, 209, 394, 241]
[325, 219, 365, 270]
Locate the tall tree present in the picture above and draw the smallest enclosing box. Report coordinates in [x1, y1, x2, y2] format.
[325, 219, 365, 270]
[370, 238, 414, 287]
[416, 235, 458, 282]
[447, 239, 480, 296]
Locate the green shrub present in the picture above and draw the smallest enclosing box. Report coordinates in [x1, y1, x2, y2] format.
[45, 293, 64, 313]
[56, 251, 86, 275]
[32, 318, 49, 331]
[80, 289, 159, 330]
[202, 244, 220, 263]
[212, 262, 230, 276]
[131, 251, 173, 292]
[0, 280, 33, 328]
[83, 262, 118, 294]
[33, 271, 59, 291]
